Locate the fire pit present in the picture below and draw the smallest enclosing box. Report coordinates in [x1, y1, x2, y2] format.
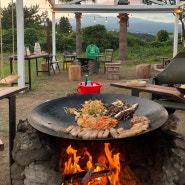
[10, 93, 185, 185]
[28, 94, 168, 140]
[11, 115, 185, 185]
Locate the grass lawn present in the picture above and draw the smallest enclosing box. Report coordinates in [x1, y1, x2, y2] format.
[0, 51, 171, 90]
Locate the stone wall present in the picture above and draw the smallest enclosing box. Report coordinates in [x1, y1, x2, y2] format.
[11, 120, 62, 185]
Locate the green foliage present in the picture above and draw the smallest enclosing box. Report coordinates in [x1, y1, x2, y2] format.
[82, 24, 119, 52]
[125, 30, 173, 61]
[36, 29, 47, 51]
[127, 39, 173, 61]
[82, 24, 107, 47]
[0, 4, 176, 63]
[57, 16, 72, 34]
[156, 30, 169, 42]
[128, 32, 155, 42]
[24, 5, 45, 29]
[1, 3, 16, 30]
[24, 28, 39, 51]
[127, 35, 148, 47]
[1, 3, 47, 30]
[163, 39, 173, 46]
[150, 39, 173, 48]
[56, 32, 76, 52]
[1, 2, 48, 52]
[103, 32, 119, 51]
[2, 29, 15, 52]
[150, 40, 164, 47]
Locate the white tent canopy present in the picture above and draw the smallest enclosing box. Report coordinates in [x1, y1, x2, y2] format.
[16, 0, 182, 87]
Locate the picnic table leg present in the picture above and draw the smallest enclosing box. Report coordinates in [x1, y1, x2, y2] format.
[36, 58, 39, 76]
[8, 95, 16, 185]
[47, 56, 50, 76]
[131, 89, 140, 97]
[8, 95, 16, 166]
[28, 59, 31, 90]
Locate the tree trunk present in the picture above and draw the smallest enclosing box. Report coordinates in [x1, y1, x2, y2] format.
[118, 13, 129, 60]
[75, 13, 82, 55]
[179, 13, 185, 49]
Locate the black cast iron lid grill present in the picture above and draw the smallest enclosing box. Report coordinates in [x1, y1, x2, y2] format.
[28, 94, 168, 140]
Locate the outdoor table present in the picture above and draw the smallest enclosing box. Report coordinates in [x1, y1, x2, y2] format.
[110, 82, 185, 102]
[9, 53, 50, 90]
[0, 86, 27, 165]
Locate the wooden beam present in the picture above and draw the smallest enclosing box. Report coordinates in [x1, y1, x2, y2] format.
[52, 5, 180, 13]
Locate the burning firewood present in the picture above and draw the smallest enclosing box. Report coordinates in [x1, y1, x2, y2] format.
[62, 163, 111, 185]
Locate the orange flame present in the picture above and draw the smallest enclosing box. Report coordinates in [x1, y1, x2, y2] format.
[104, 143, 121, 185]
[84, 150, 93, 170]
[63, 145, 83, 174]
[62, 143, 121, 185]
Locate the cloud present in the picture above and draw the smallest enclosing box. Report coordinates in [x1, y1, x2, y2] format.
[131, 13, 175, 23]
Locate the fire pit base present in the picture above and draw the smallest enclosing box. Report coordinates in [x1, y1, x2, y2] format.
[11, 115, 185, 185]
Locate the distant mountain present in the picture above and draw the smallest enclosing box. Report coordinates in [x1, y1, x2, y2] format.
[128, 17, 180, 35]
[68, 15, 180, 35]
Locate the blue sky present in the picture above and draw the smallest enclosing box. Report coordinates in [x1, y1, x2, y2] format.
[3, 0, 175, 23]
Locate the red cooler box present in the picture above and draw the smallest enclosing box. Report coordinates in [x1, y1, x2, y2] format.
[77, 81, 102, 94]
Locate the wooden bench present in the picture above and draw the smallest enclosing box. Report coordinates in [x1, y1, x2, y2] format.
[110, 82, 185, 113]
[0, 139, 4, 151]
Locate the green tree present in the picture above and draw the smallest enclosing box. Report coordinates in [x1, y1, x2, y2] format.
[57, 16, 72, 34]
[58, 0, 96, 54]
[1, 2, 16, 30]
[1, 2, 47, 29]
[82, 24, 107, 49]
[56, 32, 75, 52]
[156, 30, 169, 42]
[2, 29, 16, 51]
[24, 28, 39, 51]
[82, 24, 118, 51]
[24, 5, 47, 29]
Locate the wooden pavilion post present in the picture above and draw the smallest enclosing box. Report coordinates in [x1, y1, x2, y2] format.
[75, 12, 82, 55]
[46, 18, 51, 54]
[118, 13, 129, 60]
[16, 0, 25, 88]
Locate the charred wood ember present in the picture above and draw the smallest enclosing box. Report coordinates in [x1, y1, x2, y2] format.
[81, 163, 111, 185]
[63, 171, 85, 185]
[63, 163, 111, 185]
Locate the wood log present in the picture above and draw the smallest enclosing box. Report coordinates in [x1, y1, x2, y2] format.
[68, 65, 81, 81]
[136, 64, 151, 79]
[41, 62, 49, 75]
[63, 169, 110, 185]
